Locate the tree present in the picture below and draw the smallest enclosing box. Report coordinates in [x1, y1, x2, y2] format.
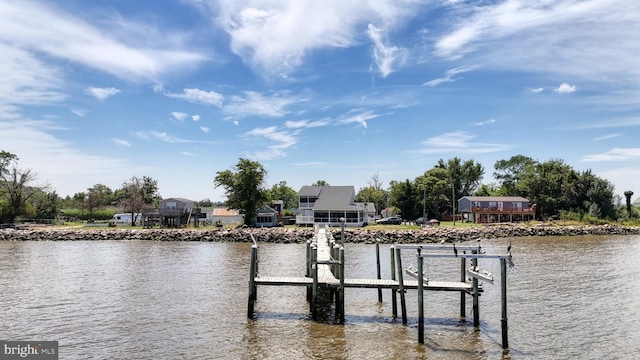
[267, 181, 298, 210]
[624, 191, 634, 216]
[415, 168, 451, 220]
[0, 151, 18, 176]
[494, 155, 536, 196]
[31, 190, 60, 220]
[356, 173, 388, 216]
[389, 179, 419, 220]
[119, 176, 159, 226]
[86, 184, 113, 215]
[214, 158, 268, 226]
[198, 198, 214, 207]
[311, 180, 330, 186]
[0, 167, 46, 223]
[436, 157, 484, 198]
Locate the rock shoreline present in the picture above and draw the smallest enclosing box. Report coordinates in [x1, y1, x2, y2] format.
[1, 224, 639, 243]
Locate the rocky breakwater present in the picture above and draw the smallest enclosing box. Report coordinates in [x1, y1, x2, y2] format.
[342, 223, 640, 244]
[1, 224, 639, 243]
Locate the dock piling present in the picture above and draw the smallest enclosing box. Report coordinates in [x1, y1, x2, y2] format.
[376, 240, 382, 303]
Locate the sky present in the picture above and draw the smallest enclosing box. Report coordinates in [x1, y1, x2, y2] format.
[1, 0, 640, 203]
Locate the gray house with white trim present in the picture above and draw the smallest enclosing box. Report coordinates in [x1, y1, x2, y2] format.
[296, 186, 375, 227]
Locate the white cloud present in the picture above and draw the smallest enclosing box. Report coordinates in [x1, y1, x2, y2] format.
[244, 126, 298, 160]
[367, 23, 402, 78]
[433, 0, 640, 92]
[285, 119, 329, 129]
[200, 126, 210, 134]
[70, 108, 88, 117]
[0, 118, 132, 196]
[555, 82, 576, 94]
[112, 138, 131, 147]
[0, 1, 206, 83]
[423, 65, 480, 87]
[165, 88, 224, 107]
[87, 87, 121, 101]
[211, 0, 417, 76]
[171, 112, 189, 122]
[473, 118, 496, 126]
[581, 148, 640, 162]
[530, 87, 544, 93]
[417, 131, 510, 154]
[224, 91, 306, 118]
[192, 115, 201, 122]
[337, 110, 380, 129]
[593, 134, 621, 141]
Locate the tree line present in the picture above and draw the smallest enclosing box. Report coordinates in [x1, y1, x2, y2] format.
[1, 150, 637, 226]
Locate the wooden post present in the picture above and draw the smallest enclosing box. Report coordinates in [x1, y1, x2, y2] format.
[306, 240, 311, 301]
[247, 244, 258, 319]
[395, 247, 408, 325]
[472, 249, 480, 327]
[501, 258, 509, 349]
[376, 240, 383, 303]
[311, 244, 318, 318]
[417, 248, 425, 344]
[460, 256, 466, 318]
[338, 247, 345, 324]
[390, 245, 398, 319]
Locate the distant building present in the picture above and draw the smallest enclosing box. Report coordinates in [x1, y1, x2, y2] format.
[457, 196, 536, 223]
[296, 185, 375, 227]
[142, 197, 201, 227]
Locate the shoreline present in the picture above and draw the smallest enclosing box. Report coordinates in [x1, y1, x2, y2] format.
[1, 223, 639, 243]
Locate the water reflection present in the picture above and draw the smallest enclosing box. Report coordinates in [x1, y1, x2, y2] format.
[0, 236, 639, 359]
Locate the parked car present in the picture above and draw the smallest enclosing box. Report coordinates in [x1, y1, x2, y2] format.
[415, 217, 426, 225]
[375, 216, 402, 225]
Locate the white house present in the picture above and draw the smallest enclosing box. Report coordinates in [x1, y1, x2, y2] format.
[296, 186, 375, 227]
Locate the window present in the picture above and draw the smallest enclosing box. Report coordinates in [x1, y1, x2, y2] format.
[165, 201, 177, 210]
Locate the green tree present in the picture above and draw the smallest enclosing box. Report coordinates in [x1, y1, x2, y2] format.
[119, 176, 159, 226]
[519, 159, 577, 219]
[356, 173, 388, 216]
[214, 158, 268, 226]
[436, 157, 484, 198]
[311, 180, 330, 186]
[494, 155, 536, 196]
[389, 179, 418, 220]
[0, 167, 45, 223]
[30, 190, 60, 220]
[86, 184, 113, 215]
[415, 168, 451, 219]
[267, 181, 298, 209]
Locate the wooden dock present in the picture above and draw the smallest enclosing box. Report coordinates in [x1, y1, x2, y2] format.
[247, 225, 513, 348]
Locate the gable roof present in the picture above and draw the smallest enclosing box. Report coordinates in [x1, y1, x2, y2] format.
[298, 186, 358, 211]
[460, 196, 530, 202]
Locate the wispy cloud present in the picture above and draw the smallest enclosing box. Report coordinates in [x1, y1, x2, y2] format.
[0, 1, 206, 83]
[423, 65, 480, 87]
[433, 0, 640, 91]
[87, 87, 121, 101]
[70, 108, 88, 117]
[593, 133, 621, 141]
[211, 0, 417, 76]
[337, 110, 381, 129]
[225, 91, 306, 118]
[171, 111, 189, 122]
[285, 119, 330, 129]
[530, 87, 544, 93]
[473, 118, 496, 126]
[416, 131, 510, 154]
[367, 23, 402, 78]
[192, 115, 200, 122]
[582, 148, 640, 162]
[134, 130, 215, 144]
[243, 126, 298, 160]
[165, 88, 224, 107]
[200, 126, 210, 134]
[112, 138, 131, 147]
[554, 82, 576, 94]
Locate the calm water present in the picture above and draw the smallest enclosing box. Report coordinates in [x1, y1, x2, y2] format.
[1, 235, 639, 359]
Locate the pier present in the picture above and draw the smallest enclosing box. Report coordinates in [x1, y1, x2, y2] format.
[247, 225, 513, 348]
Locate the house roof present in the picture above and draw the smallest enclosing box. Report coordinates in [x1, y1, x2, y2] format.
[459, 196, 530, 202]
[212, 207, 240, 216]
[162, 197, 194, 204]
[633, 197, 640, 206]
[298, 186, 359, 211]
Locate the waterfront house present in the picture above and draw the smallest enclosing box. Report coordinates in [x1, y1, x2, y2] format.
[255, 205, 279, 227]
[296, 186, 376, 227]
[143, 197, 201, 227]
[457, 196, 536, 223]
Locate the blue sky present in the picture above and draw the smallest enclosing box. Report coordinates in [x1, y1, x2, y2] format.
[1, 0, 639, 203]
